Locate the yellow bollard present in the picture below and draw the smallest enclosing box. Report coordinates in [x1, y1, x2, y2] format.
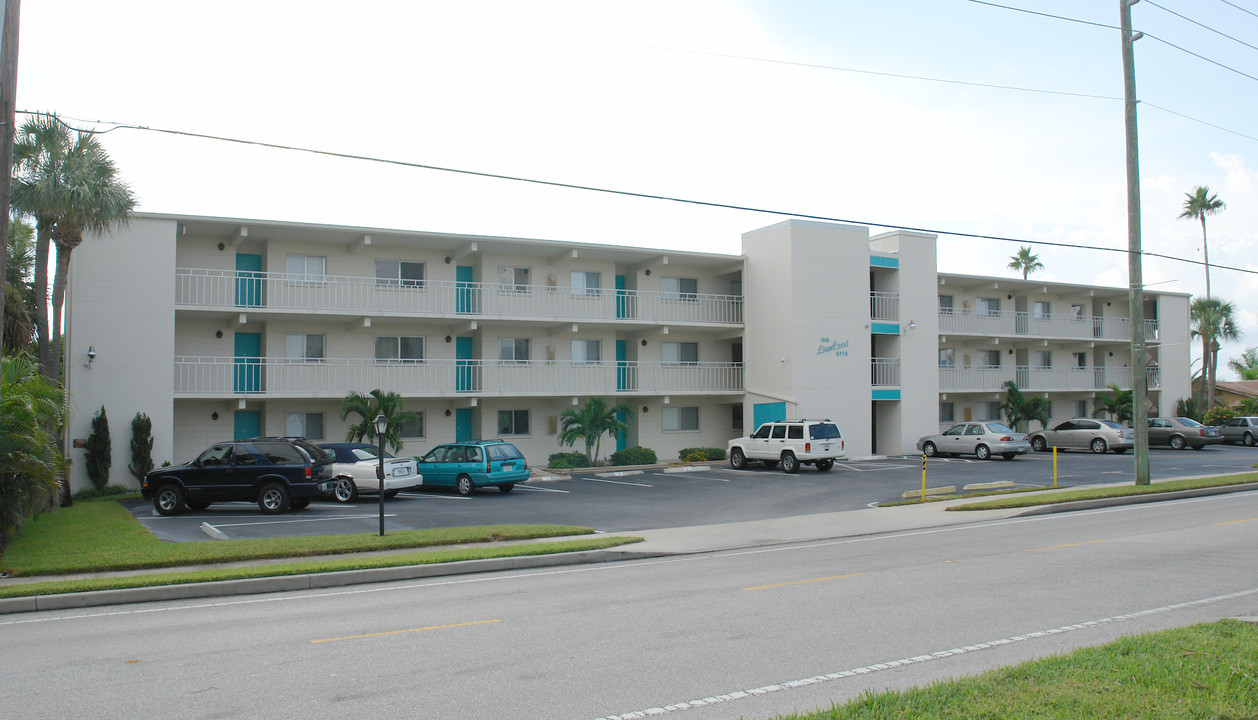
[1052, 446, 1058, 488]
[921, 453, 927, 501]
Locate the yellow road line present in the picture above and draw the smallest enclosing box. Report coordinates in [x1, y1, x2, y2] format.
[1216, 517, 1258, 526]
[743, 573, 865, 591]
[311, 619, 501, 644]
[1025, 539, 1110, 552]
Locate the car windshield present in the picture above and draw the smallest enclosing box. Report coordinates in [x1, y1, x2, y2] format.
[1099, 420, 1124, 429]
[985, 423, 1015, 433]
[349, 447, 395, 461]
[809, 423, 842, 440]
[1175, 417, 1205, 428]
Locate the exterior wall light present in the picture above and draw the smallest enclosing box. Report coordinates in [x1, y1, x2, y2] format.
[86, 346, 97, 369]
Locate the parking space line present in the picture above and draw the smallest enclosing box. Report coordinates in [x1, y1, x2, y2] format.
[516, 485, 570, 493]
[588, 477, 653, 487]
[212, 514, 398, 528]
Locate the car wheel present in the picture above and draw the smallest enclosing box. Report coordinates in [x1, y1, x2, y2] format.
[258, 483, 290, 514]
[384, 490, 399, 499]
[922, 442, 937, 458]
[816, 459, 834, 472]
[730, 448, 747, 470]
[289, 498, 310, 510]
[153, 485, 186, 516]
[186, 500, 211, 511]
[975, 444, 991, 460]
[1001, 453, 1017, 460]
[456, 474, 476, 496]
[499, 483, 515, 493]
[781, 452, 800, 474]
[1031, 436, 1048, 452]
[1244, 432, 1255, 447]
[1090, 438, 1108, 454]
[333, 477, 358, 503]
[1169, 435, 1186, 451]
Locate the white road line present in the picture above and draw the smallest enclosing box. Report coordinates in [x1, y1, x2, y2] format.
[591, 586, 1258, 720]
[588, 477, 653, 487]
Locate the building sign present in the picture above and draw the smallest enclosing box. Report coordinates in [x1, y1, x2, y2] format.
[817, 337, 849, 358]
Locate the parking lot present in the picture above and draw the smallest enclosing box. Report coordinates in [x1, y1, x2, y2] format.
[127, 444, 1258, 542]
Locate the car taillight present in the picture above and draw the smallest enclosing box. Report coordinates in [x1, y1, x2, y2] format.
[1000, 436, 1013, 441]
[1199, 429, 1208, 437]
[486, 460, 492, 473]
[305, 466, 312, 478]
[805, 442, 811, 453]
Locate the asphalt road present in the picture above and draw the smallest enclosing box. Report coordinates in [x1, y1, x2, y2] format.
[5, 490, 1256, 719]
[130, 444, 1258, 542]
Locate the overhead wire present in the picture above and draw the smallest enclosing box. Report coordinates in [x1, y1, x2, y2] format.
[1146, 0, 1258, 53]
[21, 110, 1256, 280]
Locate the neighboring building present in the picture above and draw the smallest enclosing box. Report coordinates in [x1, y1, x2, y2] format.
[63, 214, 1191, 492]
[1205, 380, 1258, 408]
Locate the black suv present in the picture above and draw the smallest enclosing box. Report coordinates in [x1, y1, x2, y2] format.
[142, 438, 335, 515]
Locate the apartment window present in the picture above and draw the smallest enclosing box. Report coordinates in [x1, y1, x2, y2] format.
[498, 338, 530, 362]
[498, 266, 530, 292]
[285, 412, 324, 440]
[663, 406, 700, 431]
[979, 402, 1002, 421]
[397, 412, 425, 439]
[732, 403, 743, 431]
[1072, 352, 1087, 369]
[662, 341, 698, 365]
[730, 279, 742, 297]
[1074, 400, 1088, 417]
[375, 260, 425, 288]
[939, 295, 954, 315]
[977, 297, 1001, 317]
[286, 333, 324, 361]
[1045, 401, 1054, 418]
[979, 350, 1000, 368]
[571, 339, 601, 364]
[939, 348, 955, 368]
[1034, 301, 1051, 319]
[1036, 351, 1052, 369]
[940, 402, 955, 423]
[570, 271, 601, 296]
[285, 254, 325, 282]
[1070, 304, 1086, 320]
[498, 409, 529, 435]
[662, 276, 698, 301]
[375, 336, 424, 363]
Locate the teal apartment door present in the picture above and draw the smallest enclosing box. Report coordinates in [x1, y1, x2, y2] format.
[753, 401, 785, 429]
[234, 332, 262, 393]
[456, 265, 475, 314]
[615, 410, 628, 452]
[455, 408, 473, 442]
[233, 410, 261, 440]
[615, 274, 629, 319]
[455, 336, 476, 392]
[616, 339, 630, 391]
[235, 253, 263, 307]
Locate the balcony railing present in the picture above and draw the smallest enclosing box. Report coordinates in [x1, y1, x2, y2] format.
[872, 357, 900, 386]
[939, 309, 1158, 342]
[870, 292, 899, 322]
[940, 365, 1162, 393]
[176, 268, 743, 325]
[174, 357, 744, 397]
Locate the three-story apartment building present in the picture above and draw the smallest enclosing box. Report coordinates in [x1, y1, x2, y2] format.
[62, 214, 1189, 492]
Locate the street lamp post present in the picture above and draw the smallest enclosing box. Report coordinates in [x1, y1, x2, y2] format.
[373, 413, 388, 537]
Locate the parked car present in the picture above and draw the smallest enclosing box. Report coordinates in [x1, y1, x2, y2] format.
[1028, 419, 1133, 454]
[916, 422, 1030, 460]
[416, 440, 529, 494]
[1219, 416, 1258, 446]
[142, 437, 335, 515]
[318, 442, 422, 502]
[727, 419, 846, 473]
[1146, 417, 1223, 450]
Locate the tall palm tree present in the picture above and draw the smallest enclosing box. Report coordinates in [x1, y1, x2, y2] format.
[1007, 246, 1043, 280]
[4, 220, 37, 355]
[1228, 347, 1258, 381]
[1178, 185, 1225, 299]
[11, 114, 137, 381]
[1190, 297, 1241, 408]
[340, 389, 420, 454]
[999, 380, 1049, 431]
[0, 353, 67, 545]
[558, 396, 635, 463]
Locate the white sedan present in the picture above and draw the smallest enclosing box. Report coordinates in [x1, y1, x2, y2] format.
[318, 443, 422, 502]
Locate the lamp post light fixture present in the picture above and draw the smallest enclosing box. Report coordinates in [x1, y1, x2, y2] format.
[373, 413, 388, 537]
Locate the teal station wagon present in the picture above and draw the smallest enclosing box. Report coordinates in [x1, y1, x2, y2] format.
[417, 440, 529, 495]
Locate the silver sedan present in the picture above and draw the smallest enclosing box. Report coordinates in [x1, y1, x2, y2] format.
[1028, 418, 1133, 454]
[917, 422, 1031, 460]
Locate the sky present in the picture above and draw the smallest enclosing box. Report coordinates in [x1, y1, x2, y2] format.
[16, 0, 1258, 380]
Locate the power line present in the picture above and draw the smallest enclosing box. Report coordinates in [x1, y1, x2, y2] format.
[20, 110, 1253, 280]
[1147, 0, 1258, 54]
[1217, 0, 1258, 21]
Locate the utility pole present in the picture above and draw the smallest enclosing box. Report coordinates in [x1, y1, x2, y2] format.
[0, 0, 20, 358]
[1120, 0, 1150, 485]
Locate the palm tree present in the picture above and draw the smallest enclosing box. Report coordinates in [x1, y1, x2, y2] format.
[4, 220, 37, 355]
[11, 114, 137, 381]
[1092, 384, 1134, 425]
[1178, 185, 1225, 299]
[1236, 397, 1258, 417]
[999, 381, 1049, 432]
[340, 389, 420, 454]
[558, 396, 635, 464]
[1227, 347, 1258, 381]
[1190, 297, 1241, 409]
[0, 353, 67, 546]
[1007, 246, 1043, 280]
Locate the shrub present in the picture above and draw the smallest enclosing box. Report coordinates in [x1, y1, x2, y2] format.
[85, 405, 112, 490]
[609, 446, 657, 466]
[72, 485, 138, 501]
[547, 452, 591, 469]
[679, 447, 726, 462]
[1203, 405, 1235, 427]
[129, 412, 154, 482]
[1176, 397, 1200, 422]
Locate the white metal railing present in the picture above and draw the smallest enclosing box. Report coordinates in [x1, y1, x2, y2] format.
[939, 365, 1163, 393]
[174, 357, 743, 396]
[870, 292, 899, 322]
[176, 268, 743, 325]
[938, 309, 1156, 341]
[871, 357, 900, 386]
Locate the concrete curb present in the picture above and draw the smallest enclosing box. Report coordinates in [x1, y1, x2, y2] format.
[1014, 482, 1258, 516]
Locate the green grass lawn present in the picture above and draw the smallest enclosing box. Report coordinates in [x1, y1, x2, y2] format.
[777, 620, 1258, 720]
[946, 472, 1258, 511]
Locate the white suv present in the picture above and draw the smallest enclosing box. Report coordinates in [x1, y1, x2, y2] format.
[727, 419, 846, 473]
